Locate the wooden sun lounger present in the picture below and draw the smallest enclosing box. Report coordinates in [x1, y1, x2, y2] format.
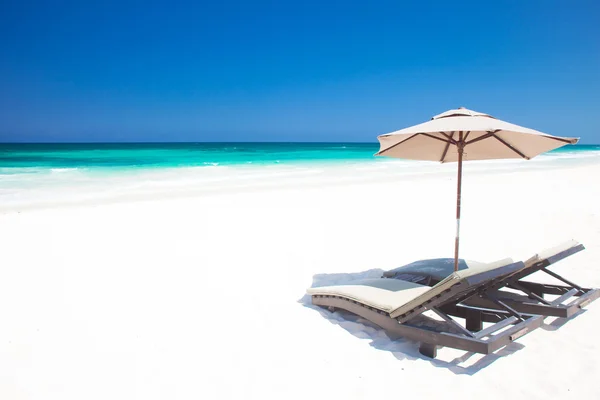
[465, 241, 599, 318]
[384, 241, 599, 319]
[308, 261, 544, 358]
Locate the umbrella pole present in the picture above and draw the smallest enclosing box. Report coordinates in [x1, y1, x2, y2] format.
[454, 140, 464, 272]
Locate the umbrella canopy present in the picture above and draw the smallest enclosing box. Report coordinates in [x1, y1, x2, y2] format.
[375, 107, 579, 271]
[377, 107, 578, 162]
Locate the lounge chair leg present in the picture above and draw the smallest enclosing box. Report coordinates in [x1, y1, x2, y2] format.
[466, 309, 483, 332]
[419, 343, 438, 359]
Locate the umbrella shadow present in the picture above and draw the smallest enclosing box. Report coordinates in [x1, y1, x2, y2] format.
[300, 270, 526, 375]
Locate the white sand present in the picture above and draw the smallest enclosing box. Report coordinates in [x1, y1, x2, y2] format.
[1, 159, 599, 399]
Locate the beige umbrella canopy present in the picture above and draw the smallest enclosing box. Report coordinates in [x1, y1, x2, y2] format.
[375, 107, 579, 271]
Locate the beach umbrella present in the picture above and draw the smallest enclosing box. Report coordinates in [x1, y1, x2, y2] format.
[375, 107, 579, 272]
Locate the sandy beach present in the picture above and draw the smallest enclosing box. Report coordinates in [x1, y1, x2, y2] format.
[1, 157, 599, 399]
[2, 0, 598, 397]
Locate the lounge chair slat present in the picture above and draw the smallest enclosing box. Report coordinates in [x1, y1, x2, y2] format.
[473, 316, 517, 339]
[568, 289, 600, 306]
[551, 288, 579, 306]
[485, 315, 544, 352]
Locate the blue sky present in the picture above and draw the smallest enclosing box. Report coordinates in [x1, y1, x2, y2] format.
[0, 0, 598, 143]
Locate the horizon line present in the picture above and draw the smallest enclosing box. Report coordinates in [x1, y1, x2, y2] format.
[0, 140, 381, 145]
[0, 141, 596, 145]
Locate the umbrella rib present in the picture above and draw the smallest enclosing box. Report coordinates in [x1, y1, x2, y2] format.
[544, 136, 576, 144]
[465, 130, 499, 145]
[439, 132, 454, 162]
[376, 133, 453, 156]
[439, 132, 457, 144]
[492, 133, 530, 159]
[375, 133, 419, 155]
[421, 133, 453, 144]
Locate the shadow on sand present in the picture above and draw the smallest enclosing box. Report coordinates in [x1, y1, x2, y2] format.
[298, 269, 583, 375]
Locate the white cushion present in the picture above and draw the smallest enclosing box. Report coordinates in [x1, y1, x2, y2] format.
[307, 279, 431, 314]
[308, 258, 517, 319]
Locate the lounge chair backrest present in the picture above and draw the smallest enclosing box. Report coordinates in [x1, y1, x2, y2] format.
[524, 240, 583, 268]
[389, 260, 525, 319]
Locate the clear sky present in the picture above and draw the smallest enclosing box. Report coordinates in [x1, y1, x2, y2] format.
[0, 0, 598, 143]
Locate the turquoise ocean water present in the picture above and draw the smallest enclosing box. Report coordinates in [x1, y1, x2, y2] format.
[0, 142, 384, 170]
[1, 143, 599, 210]
[1, 142, 599, 170]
